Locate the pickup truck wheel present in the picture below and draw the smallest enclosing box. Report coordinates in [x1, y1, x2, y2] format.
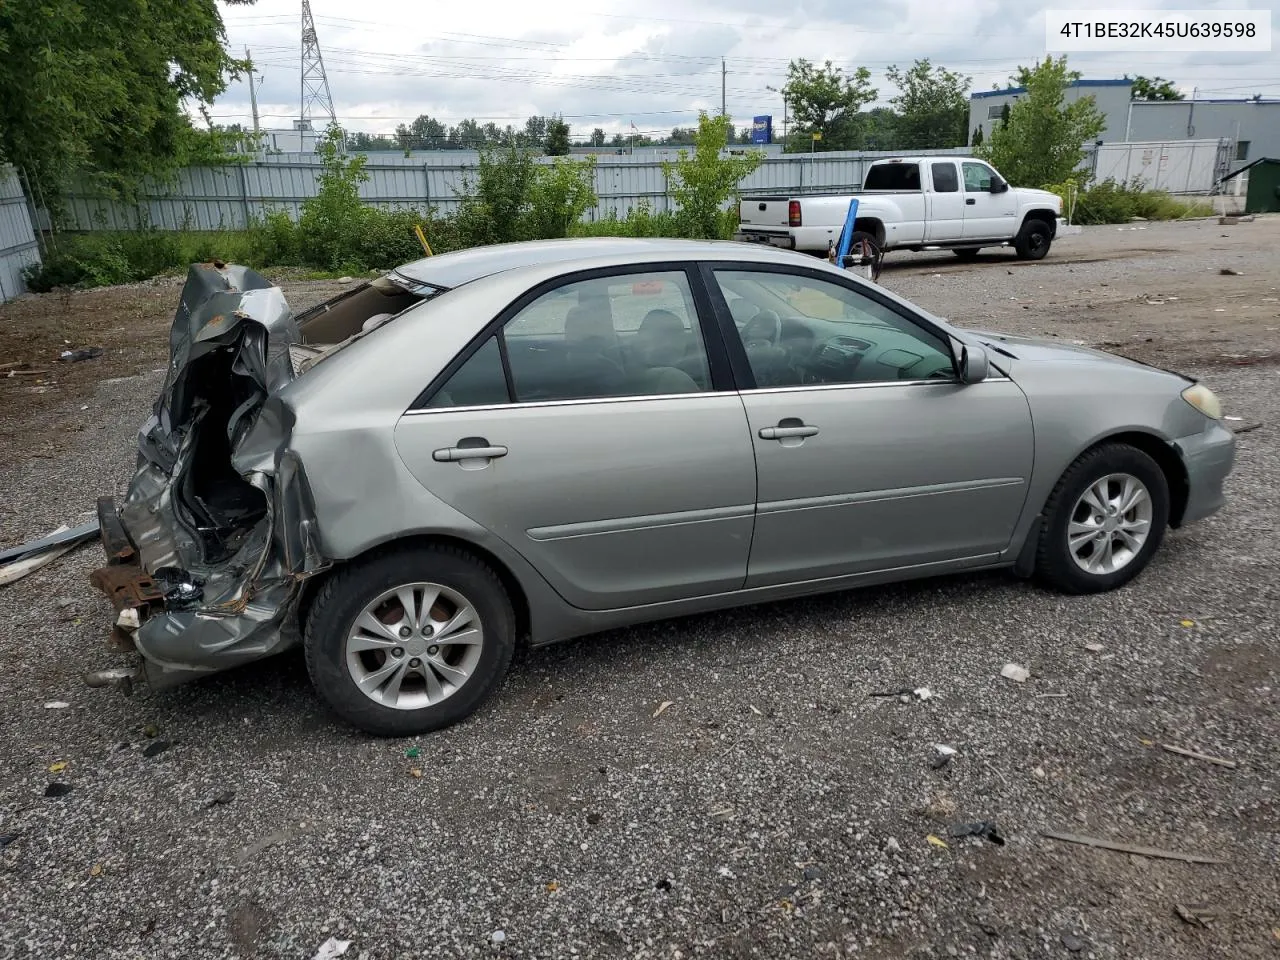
[1014, 219, 1052, 260]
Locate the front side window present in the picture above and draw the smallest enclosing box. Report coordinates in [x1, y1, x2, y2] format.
[714, 269, 955, 387]
[962, 161, 995, 192]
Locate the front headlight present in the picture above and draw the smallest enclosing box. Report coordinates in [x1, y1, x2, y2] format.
[1181, 383, 1223, 420]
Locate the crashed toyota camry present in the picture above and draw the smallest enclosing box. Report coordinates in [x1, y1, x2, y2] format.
[90, 238, 1236, 736]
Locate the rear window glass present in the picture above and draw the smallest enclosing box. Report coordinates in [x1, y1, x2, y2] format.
[863, 163, 921, 191]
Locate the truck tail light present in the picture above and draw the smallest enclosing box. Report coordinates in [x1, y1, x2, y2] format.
[788, 200, 802, 227]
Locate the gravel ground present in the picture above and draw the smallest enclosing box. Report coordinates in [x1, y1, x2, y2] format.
[0, 221, 1277, 959]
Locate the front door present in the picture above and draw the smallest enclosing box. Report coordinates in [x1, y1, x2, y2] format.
[961, 160, 1018, 240]
[394, 266, 757, 611]
[704, 264, 1035, 587]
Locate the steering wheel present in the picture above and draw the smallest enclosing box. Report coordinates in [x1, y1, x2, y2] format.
[741, 310, 781, 351]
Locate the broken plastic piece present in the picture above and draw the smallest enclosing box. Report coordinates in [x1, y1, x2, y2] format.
[947, 820, 1006, 845]
[311, 937, 351, 960]
[1000, 663, 1030, 683]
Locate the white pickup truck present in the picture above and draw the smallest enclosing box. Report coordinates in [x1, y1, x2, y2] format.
[736, 156, 1066, 261]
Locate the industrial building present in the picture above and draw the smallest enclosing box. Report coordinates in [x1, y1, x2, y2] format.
[969, 79, 1134, 144]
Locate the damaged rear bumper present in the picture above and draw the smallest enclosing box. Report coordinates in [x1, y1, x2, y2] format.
[87, 262, 331, 691]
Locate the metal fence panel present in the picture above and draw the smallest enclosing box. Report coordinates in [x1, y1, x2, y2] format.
[0, 166, 41, 302]
[1091, 140, 1228, 194]
[46, 148, 984, 231]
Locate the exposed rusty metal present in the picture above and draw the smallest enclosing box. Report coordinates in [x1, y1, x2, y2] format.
[89, 563, 164, 614]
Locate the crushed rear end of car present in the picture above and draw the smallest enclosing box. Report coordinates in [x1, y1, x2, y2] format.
[88, 262, 433, 691]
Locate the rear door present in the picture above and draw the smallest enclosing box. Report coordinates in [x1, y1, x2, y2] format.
[924, 161, 965, 242]
[961, 160, 1018, 239]
[394, 264, 758, 611]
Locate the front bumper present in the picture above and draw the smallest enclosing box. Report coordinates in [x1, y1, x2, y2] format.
[1175, 420, 1236, 526]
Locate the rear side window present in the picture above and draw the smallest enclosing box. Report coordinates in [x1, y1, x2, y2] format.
[862, 163, 921, 191]
[931, 163, 959, 193]
[426, 336, 509, 408]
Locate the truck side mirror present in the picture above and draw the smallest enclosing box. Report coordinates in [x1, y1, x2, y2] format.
[989, 177, 1009, 194]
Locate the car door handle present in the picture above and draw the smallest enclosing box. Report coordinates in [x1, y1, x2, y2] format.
[433, 443, 508, 462]
[965, 198, 976, 205]
[759, 424, 819, 440]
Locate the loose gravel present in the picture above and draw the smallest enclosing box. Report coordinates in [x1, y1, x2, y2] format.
[1, 221, 1277, 959]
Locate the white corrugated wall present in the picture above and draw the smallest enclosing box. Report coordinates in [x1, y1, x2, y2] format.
[0, 166, 41, 302]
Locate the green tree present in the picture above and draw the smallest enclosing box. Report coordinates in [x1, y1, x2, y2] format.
[544, 116, 571, 156]
[780, 59, 877, 151]
[524, 157, 597, 237]
[842, 107, 901, 151]
[977, 56, 1106, 187]
[972, 126, 984, 148]
[1000, 103, 1011, 126]
[661, 113, 764, 239]
[453, 148, 597, 245]
[298, 125, 371, 269]
[0, 0, 254, 211]
[1130, 75, 1183, 100]
[886, 59, 971, 149]
[589, 128, 606, 147]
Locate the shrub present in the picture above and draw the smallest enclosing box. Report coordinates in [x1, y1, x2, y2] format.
[24, 234, 134, 291]
[452, 147, 598, 248]
[1045, 176, 1213, 225]
[662, 113, 764, 239]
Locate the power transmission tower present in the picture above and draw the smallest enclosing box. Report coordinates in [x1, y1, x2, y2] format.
[300, 0, 336, 132]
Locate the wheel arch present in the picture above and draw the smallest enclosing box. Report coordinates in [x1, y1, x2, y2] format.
[1041, 429, 1190, 528]
[853, 217, 885, 246]
[298, 533, 534, 645]
[1021, 209, 1058, 235]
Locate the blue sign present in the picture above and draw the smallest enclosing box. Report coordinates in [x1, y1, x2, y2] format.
[751, 115, 772, 144]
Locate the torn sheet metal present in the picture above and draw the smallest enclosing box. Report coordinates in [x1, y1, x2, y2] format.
[0, 522, 99, 566]
[91, 262, 325, 690]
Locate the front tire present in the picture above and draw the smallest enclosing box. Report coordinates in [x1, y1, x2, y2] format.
[305, 545, 516, 736]
[1014, 218, 1052, 260]
[1034, 444, 1170, 594]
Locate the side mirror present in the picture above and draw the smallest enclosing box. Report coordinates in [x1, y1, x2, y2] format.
[957, 343, 990, 383]
[989, 178, 1008, 194]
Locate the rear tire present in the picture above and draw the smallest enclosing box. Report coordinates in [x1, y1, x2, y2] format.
[304, 545, 515, 736]
[1034, 443, 1169, 594]
[1014, 218, 1052, 260]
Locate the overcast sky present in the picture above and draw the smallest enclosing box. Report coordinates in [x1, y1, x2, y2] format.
[212, 0, 1279, 139]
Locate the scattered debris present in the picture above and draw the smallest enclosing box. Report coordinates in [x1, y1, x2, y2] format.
[311, 937, 351, 960]
[931, 744, 957, 770]
[545, 881, 560, 892]
[1040, 830, 1225, 864]
[1000, 663, 1031, 683]
[586, 813, 602, 825]
[947, 820, 1006, 845]
[1180, 619, 1196, 628]
[409, 767, 423, 778]
[1160, 744, 1237, 769]
[405, 747, 420, 759]
[44, 701, 71, 709]
[1032, 766, 1047, 780]
[0, 832, 18, 848]
[1084, 643, 1105, 653]
[652, 701, 674, 718]
[83, 667, 136, 694]
[912, 687, 933, 701]
[870, 687, 915, 698]
[0, 522, 96, 586]
[48, 761, 67, 774]
[717, 865, 737, 879]
[142, 723, 160, 738]
[924, 793, 958, 819]
[142, 740, 171, 758]
[655, 878, 672, 891]
[776, 883, 799, 900]
[926, 834, 950, 849]
[802, 866, 822, 881]
[885, 837, 902, 853]
[59, 347, 105, 362]
[1218, 267, 1242, 275]
[44, 783, 74, 798]
[1231, 422, 1263, 435]
[1174, 903, 1219, 928]
[709, 805, 735, 821]
[205, 790, 237, 808]
[490, 930, 507, 945]
[1061, 933, 1086, 953]
[748, 704, 762, 716]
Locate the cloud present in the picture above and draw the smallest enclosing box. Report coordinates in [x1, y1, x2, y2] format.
[213, 0, 1280, 137]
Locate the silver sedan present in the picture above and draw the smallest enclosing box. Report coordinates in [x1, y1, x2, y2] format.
[91, 238, 1236, 735]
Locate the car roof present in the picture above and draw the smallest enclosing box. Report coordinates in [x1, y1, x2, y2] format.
[391, 237, 816, 289]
